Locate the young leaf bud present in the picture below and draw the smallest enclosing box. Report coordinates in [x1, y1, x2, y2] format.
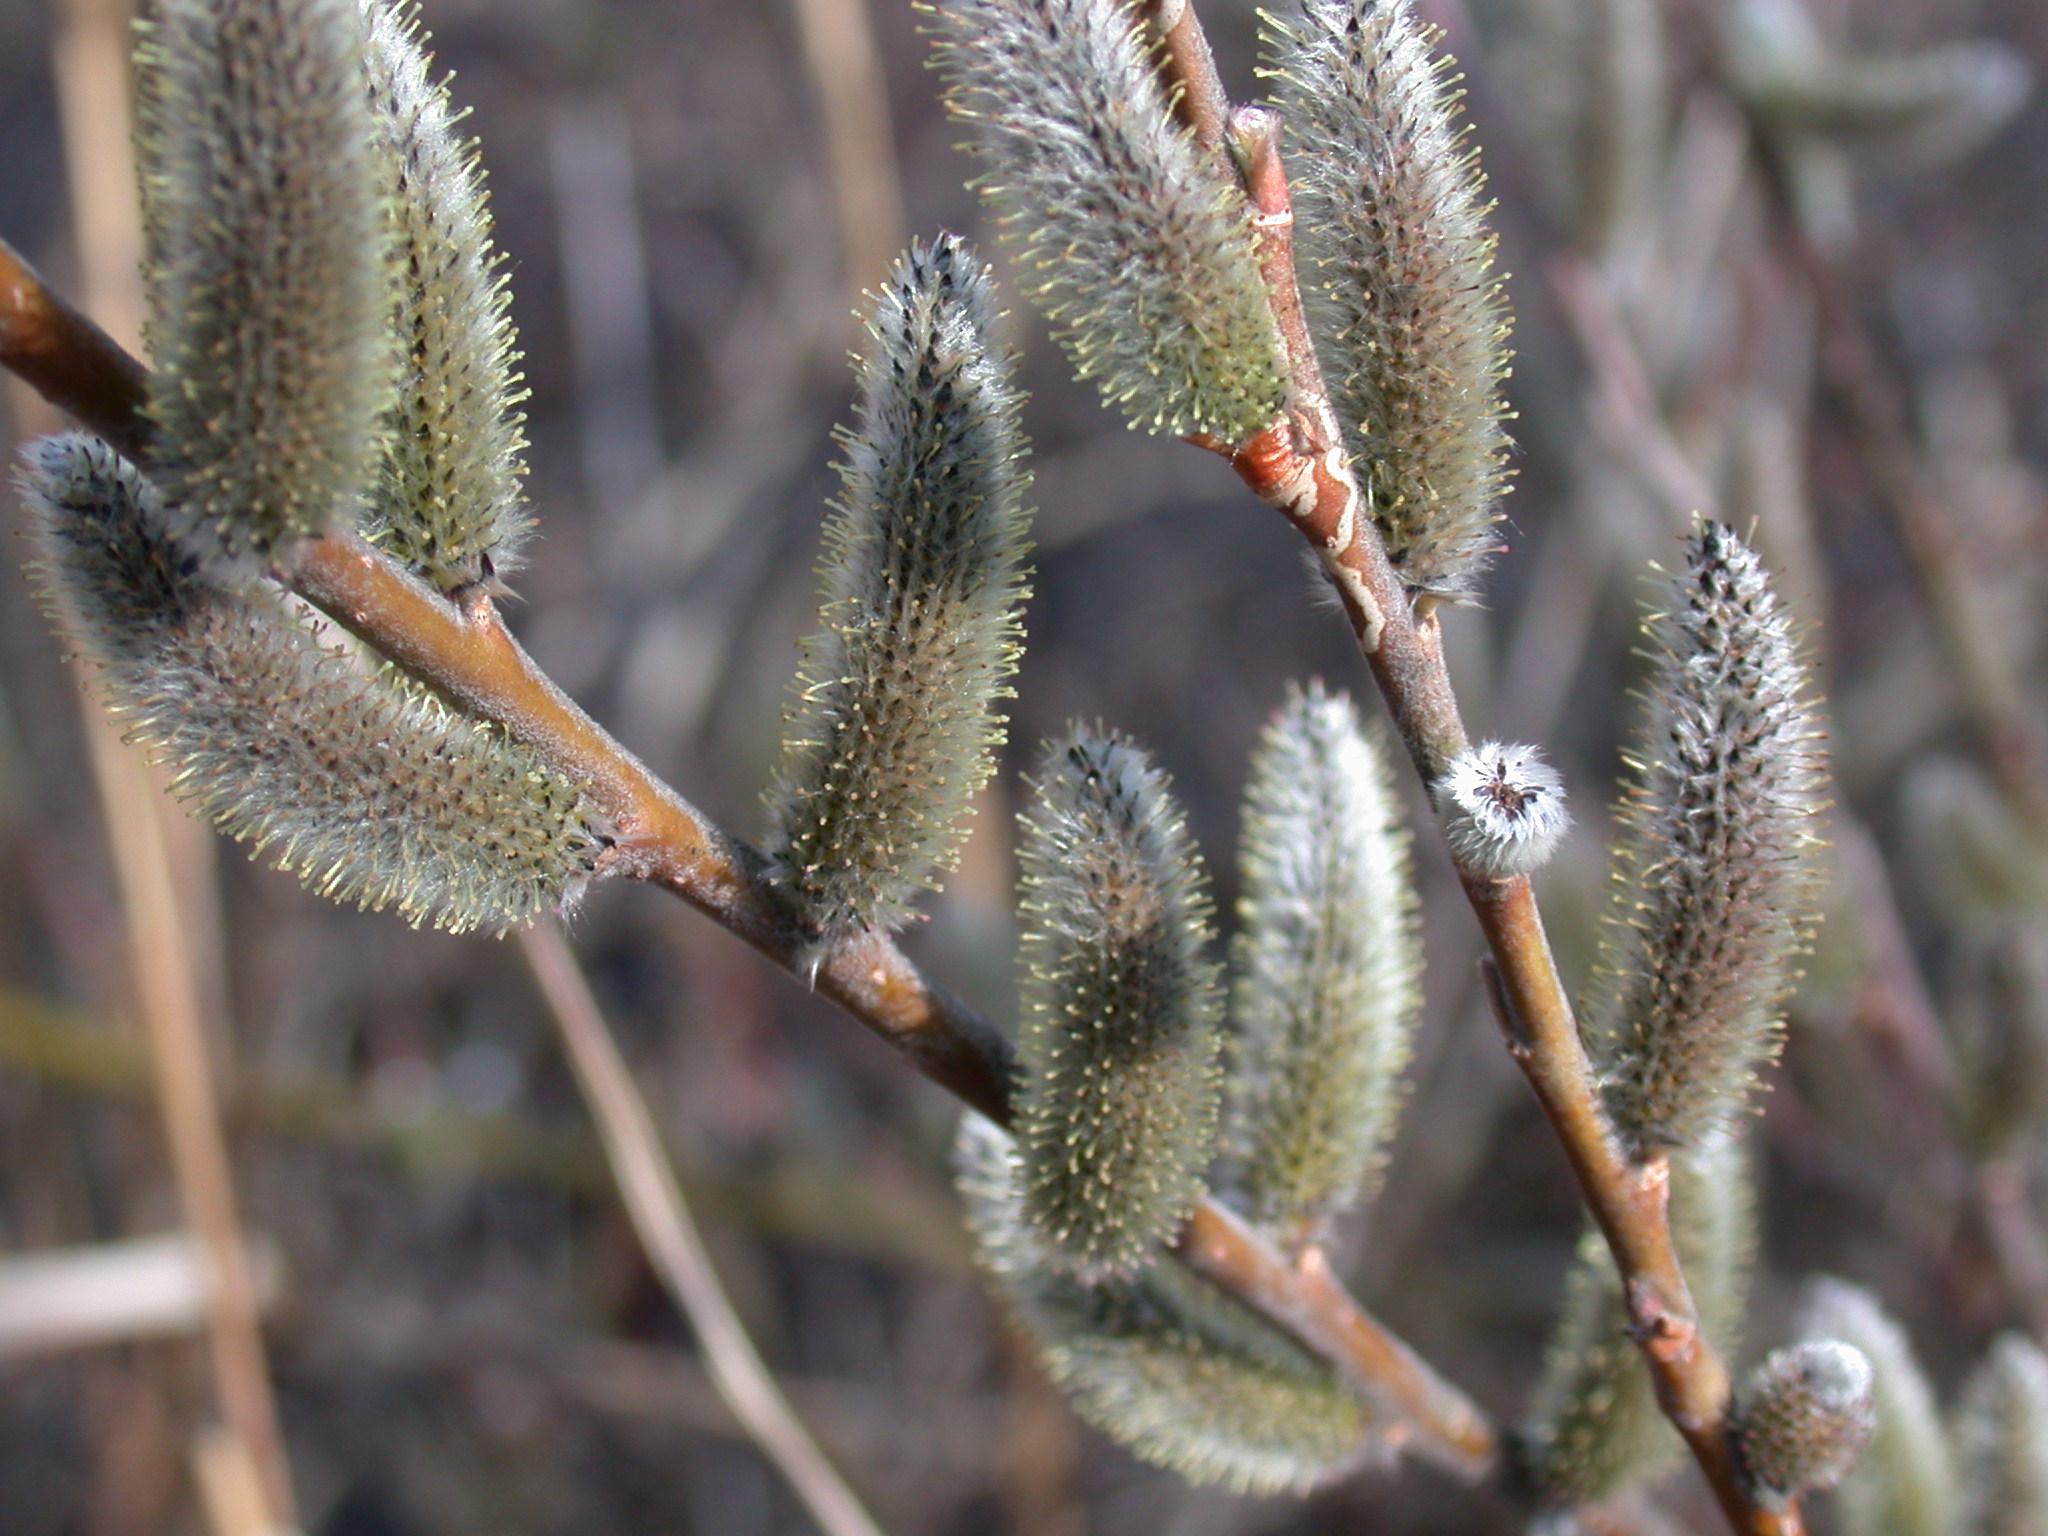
[1223, 682, 1421, 1241]
[1014, 726, 1222, 1277]
[1796, 1277, 1958, 1536]
[925, 0, 1287, 441]
[23, 435, 604, 935]
[1954, 1335, 2048, 1536]
[1594, 522, 1827, 1155]
[1262, 0, 1514, 601]
[1735, 1341, 1877, 1506]
[1437, 740, 1571, 880]
[1522, 1138, 1754, 1505]
[137, 0, 392, 571]
[956, 1116, 1380, 1493]
[359, 0, 532, 590]
[764, 237, 1032, 950]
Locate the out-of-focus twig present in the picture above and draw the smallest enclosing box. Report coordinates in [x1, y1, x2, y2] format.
[789, 0, 906, 297]
[0, 1233, 282, 1360]
[519, 922, 888, 1536]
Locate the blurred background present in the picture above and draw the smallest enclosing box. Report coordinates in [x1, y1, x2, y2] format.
[0, 0, 2044, 1531]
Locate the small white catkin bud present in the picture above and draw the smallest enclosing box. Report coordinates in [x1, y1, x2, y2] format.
[1735, 1341, 1877, 1505]
[1437, 741, 1571, 878]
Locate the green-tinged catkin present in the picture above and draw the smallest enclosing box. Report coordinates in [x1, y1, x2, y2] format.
[1262, 0, 1513, 602]
[1014, 726, 1221, 1277]
[1734, 1341, 1877, 1506]
[23, 435, 604, 935]
[1594, 522, 1827, 1155]
[137, 0, 391, 571]
[924, 0, 1287, 441]
[1796, 1277, 1958, 1536]
[1222, 681, 1419, 1242]
[1522, 1138, 1754, 1505]
[764, 237, 1031, 949]
[1954, 1335, 2048, 1536]
[957, 1116, 1379, 1493]
[359, 0, 531, 590]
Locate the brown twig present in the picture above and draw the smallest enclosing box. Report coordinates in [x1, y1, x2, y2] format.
[0, 241, 1497, 1483]
[519, 923, 887, 1536]
[1171, 20, 1795, 1536]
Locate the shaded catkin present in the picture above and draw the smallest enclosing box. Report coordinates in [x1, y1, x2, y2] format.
[925, 0, 1287, 441]
[136, 0, 391, 571]
[360, 0, 532, 589]
[1521, 1138, 1754, 1505]
[1735, 1341, 1877, 1506]
[764, 237, 1031, 949]
[1595, 522, 1827, 1155]
[1262, 0, 1513, 601]
[23, 435, 603, 934]
[957, 1117, 1378, 1493]
[1223, 682, 1420, 1241]
[1954, 1335, 2048, 1536]
[1797, 1278, 1957, 1536]
[1014, 727, 1221, 1277]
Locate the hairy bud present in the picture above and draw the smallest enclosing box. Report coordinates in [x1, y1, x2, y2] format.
[1735, 1341, 1877, 1505]
[1796, 1278, 1957, 1536]
[1014, 726, 1221, 1276]
[957, 1117, 1379, 1492]
[925, 0, 1287, 440]
[1955, 1335, 2048, 1536]
[1263, 0, 1513, 601]
[1437, 740, 1571, 879]
[360, 0, 532, 590]
[1223, 682, 1420, 1241]
[24, 435, 604, 935]
[1595, 523, 1827, 1154]
[136, 0, 391, 570]
[764, 237, 1031, 950]
[1522, 1138, 1754, 1504]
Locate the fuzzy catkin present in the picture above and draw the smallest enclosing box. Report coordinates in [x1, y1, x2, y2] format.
[1522, 1138, 1754, 1505]
[1014, 727, 1221, 1277]
[1263, 0, 1513, 601]
[137, 0, 391, 571]
[1735, 1341, 1877, 1505]
[957, 1117, 1378, 1494]
[1223, 682, 1419, 1241]
[1438, 740, 1571, 879]
[925, 0, 1287, 441]
[1595, 523, 1826, 1155]
[1797, 1278, 1958, 1536]
[23, 435, 603, 935]
[360, 0, 532, 590]
[1954, 1335, 2048, 1536]
[764, 237, 1031, 949]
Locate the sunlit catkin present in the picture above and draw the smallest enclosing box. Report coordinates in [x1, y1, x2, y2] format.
[1595, 522, 1827, 1155]
[1797, 1277, 1957, 1536]
[1263, 0, 1513, 601]
[360, 0, 532, 590]
[1735, 1341, 1877, 1506]
[1223, 682, 1420, 1242]
[926, 0, 1287, 441]
[1954, 1335, 2048, 1536]
[764, 237, 1031, 950]
[957, 1117, 1377, 1493]
[136, 0, 391, 571]
[1014, 727, 1221, 1276]
[23, 435, 603, 935]
[1522, 1138, 1754, 1505]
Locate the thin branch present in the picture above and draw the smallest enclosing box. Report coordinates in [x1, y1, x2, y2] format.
[0, 240, 1497, 1482]
[789, 0, 907, 301]
[1171, 22, 1796, 1536]
[518, 922, 888, 1536]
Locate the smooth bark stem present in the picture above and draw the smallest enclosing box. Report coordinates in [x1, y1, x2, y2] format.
[0, 241, 1496, 1484]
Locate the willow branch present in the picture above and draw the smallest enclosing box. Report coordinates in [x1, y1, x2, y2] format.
[1170, 36, 1795, 1536]
[0, 238, 1495, 1482]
